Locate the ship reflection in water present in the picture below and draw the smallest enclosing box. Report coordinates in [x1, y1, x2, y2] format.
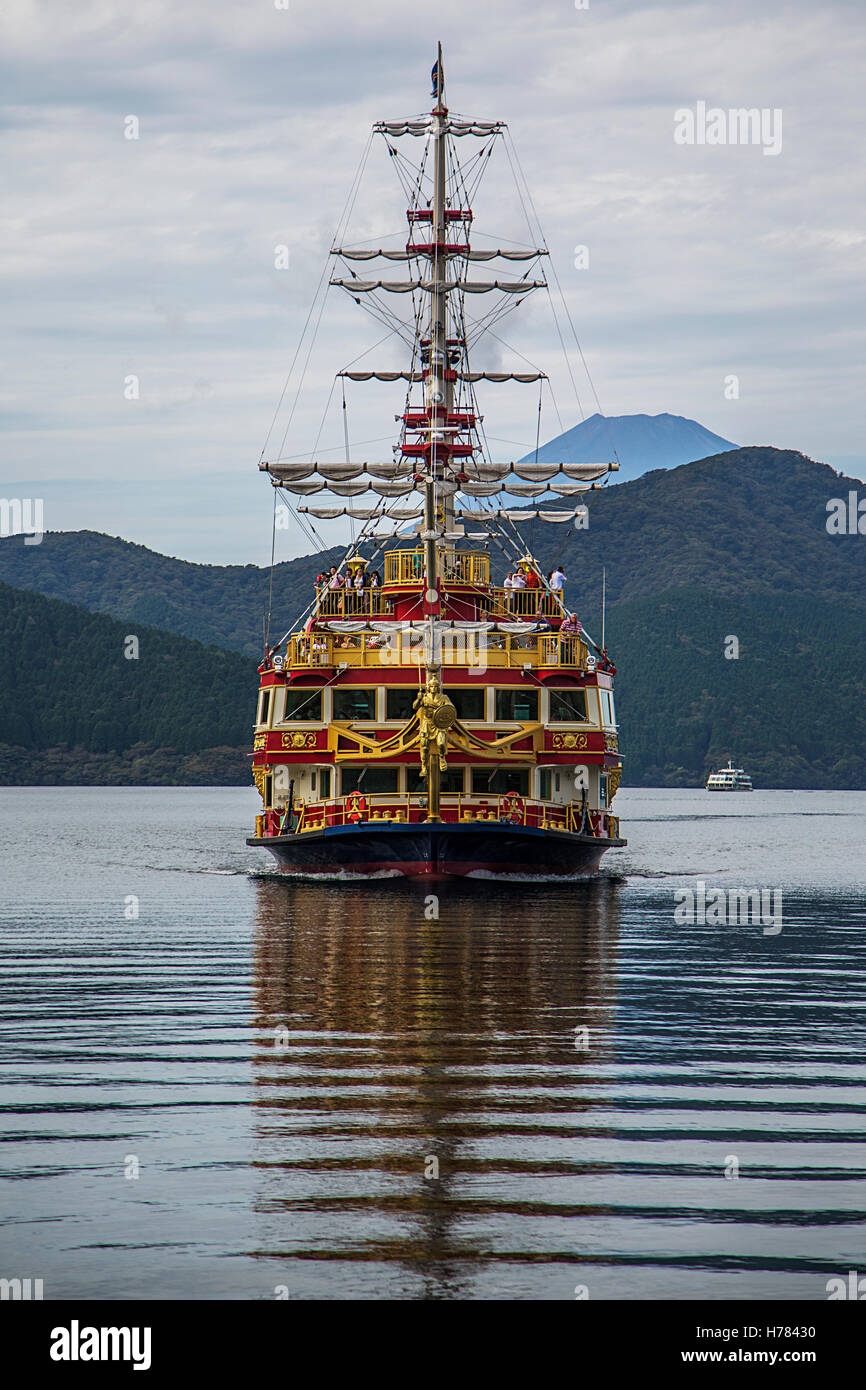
[250, 875, 622, 1299]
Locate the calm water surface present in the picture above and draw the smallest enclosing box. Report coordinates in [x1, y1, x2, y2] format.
[0, 786, 864, 1300]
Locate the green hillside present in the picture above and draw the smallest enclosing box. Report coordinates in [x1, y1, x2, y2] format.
[591, 588, 866, 788]
[0, 530, 346, 660]
[1, 446, 863, 787]
[527, 446, 866, 612]
[0, 581, 257, 784]
[2, 449, 862, 639]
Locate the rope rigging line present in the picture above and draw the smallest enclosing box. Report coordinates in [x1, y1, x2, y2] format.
[259, 129, 375, 464]
[503, 128, 619, 466]
[265, 485, 278, 648]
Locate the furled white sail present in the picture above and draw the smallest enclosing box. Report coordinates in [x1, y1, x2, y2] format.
[459, 481, 502, 497]
[333, 248, 547, 262]
[337, 370, 547, 382]
[373, 120, 503, 137]
[505, 483, 549, 499]
[330, 279, 545, 294]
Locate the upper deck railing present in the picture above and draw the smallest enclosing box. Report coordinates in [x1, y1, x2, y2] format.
[487, 587, 565, 620]
[385, 547, 490, 587]
[315, 589, 391, 619]
[286, 629, 588, 670]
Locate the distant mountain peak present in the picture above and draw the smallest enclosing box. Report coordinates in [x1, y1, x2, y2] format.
[522, 411, 738, 483]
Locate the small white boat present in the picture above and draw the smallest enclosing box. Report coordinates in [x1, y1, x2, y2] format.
[706, 761, 753, 791]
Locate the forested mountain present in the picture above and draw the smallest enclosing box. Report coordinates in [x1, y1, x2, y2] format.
[0, 581, 257, 784]
[1, 446, 863, 786]
[2, 449, 860, 635]
[0, 530, 346, 660]
[584, 588, 866, 788]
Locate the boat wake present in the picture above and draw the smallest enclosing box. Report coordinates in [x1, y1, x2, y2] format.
[248, 867, 404, 882]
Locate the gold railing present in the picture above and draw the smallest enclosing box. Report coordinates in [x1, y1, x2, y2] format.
[294, 793, 573, 833]
[487, 586, 565, 620]
[314, 589, 391, 619]
[286, 630, 588, 670]
[257, 796, 620, 839]
[384, 547, 490, 587]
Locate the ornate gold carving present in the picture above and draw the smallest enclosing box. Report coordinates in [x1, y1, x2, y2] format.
[415, 674, 456, 775]
[330, 711, 539, 762]
[282, 732, 316, 750]
[414, 673, 457, 820]
[604, 733, 619, 752]
[252, 766, 267, 801]
[253, 734, 266, 751]
[552, 732, 588, 750]
[607, 766, 622, 799]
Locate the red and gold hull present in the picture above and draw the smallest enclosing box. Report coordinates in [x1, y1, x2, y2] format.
[247, 819, 625, 880]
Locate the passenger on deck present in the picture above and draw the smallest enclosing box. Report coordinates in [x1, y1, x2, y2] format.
[503, 571, 515, 612]
[353, 567, 366, 612]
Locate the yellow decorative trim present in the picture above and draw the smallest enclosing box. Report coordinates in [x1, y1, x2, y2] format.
[552, 731, 588, 750]
[329, 716, 542, 763]
[253, 734, 266, 751]
[282, 731, 316, 750]
[604, 733, 619, 752]
[607, 767, 622, 799]
[252, 766, 267, 801]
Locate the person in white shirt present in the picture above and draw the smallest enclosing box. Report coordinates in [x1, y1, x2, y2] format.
[549, 565, 566, 608]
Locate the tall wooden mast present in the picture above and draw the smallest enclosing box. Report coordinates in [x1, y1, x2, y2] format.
[423, 41, 448, 819]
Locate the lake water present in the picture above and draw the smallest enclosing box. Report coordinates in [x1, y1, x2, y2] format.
[0, 786, 864, 1300]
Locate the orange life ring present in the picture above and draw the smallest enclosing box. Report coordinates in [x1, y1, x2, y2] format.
[501, 791, 525, 824]
[345, 791, 367, 823]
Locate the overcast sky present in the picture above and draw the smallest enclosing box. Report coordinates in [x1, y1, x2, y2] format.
[2, 0, 864, 564]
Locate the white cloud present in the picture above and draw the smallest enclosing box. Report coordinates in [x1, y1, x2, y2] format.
[0, 0, 864, 562]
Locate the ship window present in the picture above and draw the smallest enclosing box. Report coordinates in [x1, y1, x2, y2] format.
[494, 689, 538, 722]
[333, 688, 376, 721]
[407, 768, 466, 793]
[472, 769, 530, 795]
[386, 687, 417, 721]
[263, 773, 273, 807]
[548, 689, 587, 723]
[341, 766, 399, 794]
[283, 689, 323, 721]
[445, 687, 485, 720]
[258, 689, 272, 726]
[599, 689, 617, 727]
[319, 767, 332, 799]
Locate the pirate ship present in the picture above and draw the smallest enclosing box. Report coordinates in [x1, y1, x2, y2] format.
[247, 48, 625, 878]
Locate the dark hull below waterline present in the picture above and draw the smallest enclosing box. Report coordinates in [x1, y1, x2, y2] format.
[247, 821, 626, 879]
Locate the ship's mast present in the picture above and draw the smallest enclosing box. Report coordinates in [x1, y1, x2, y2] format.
[424, 45, 449, 624]
[422, 42, 448, 819]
